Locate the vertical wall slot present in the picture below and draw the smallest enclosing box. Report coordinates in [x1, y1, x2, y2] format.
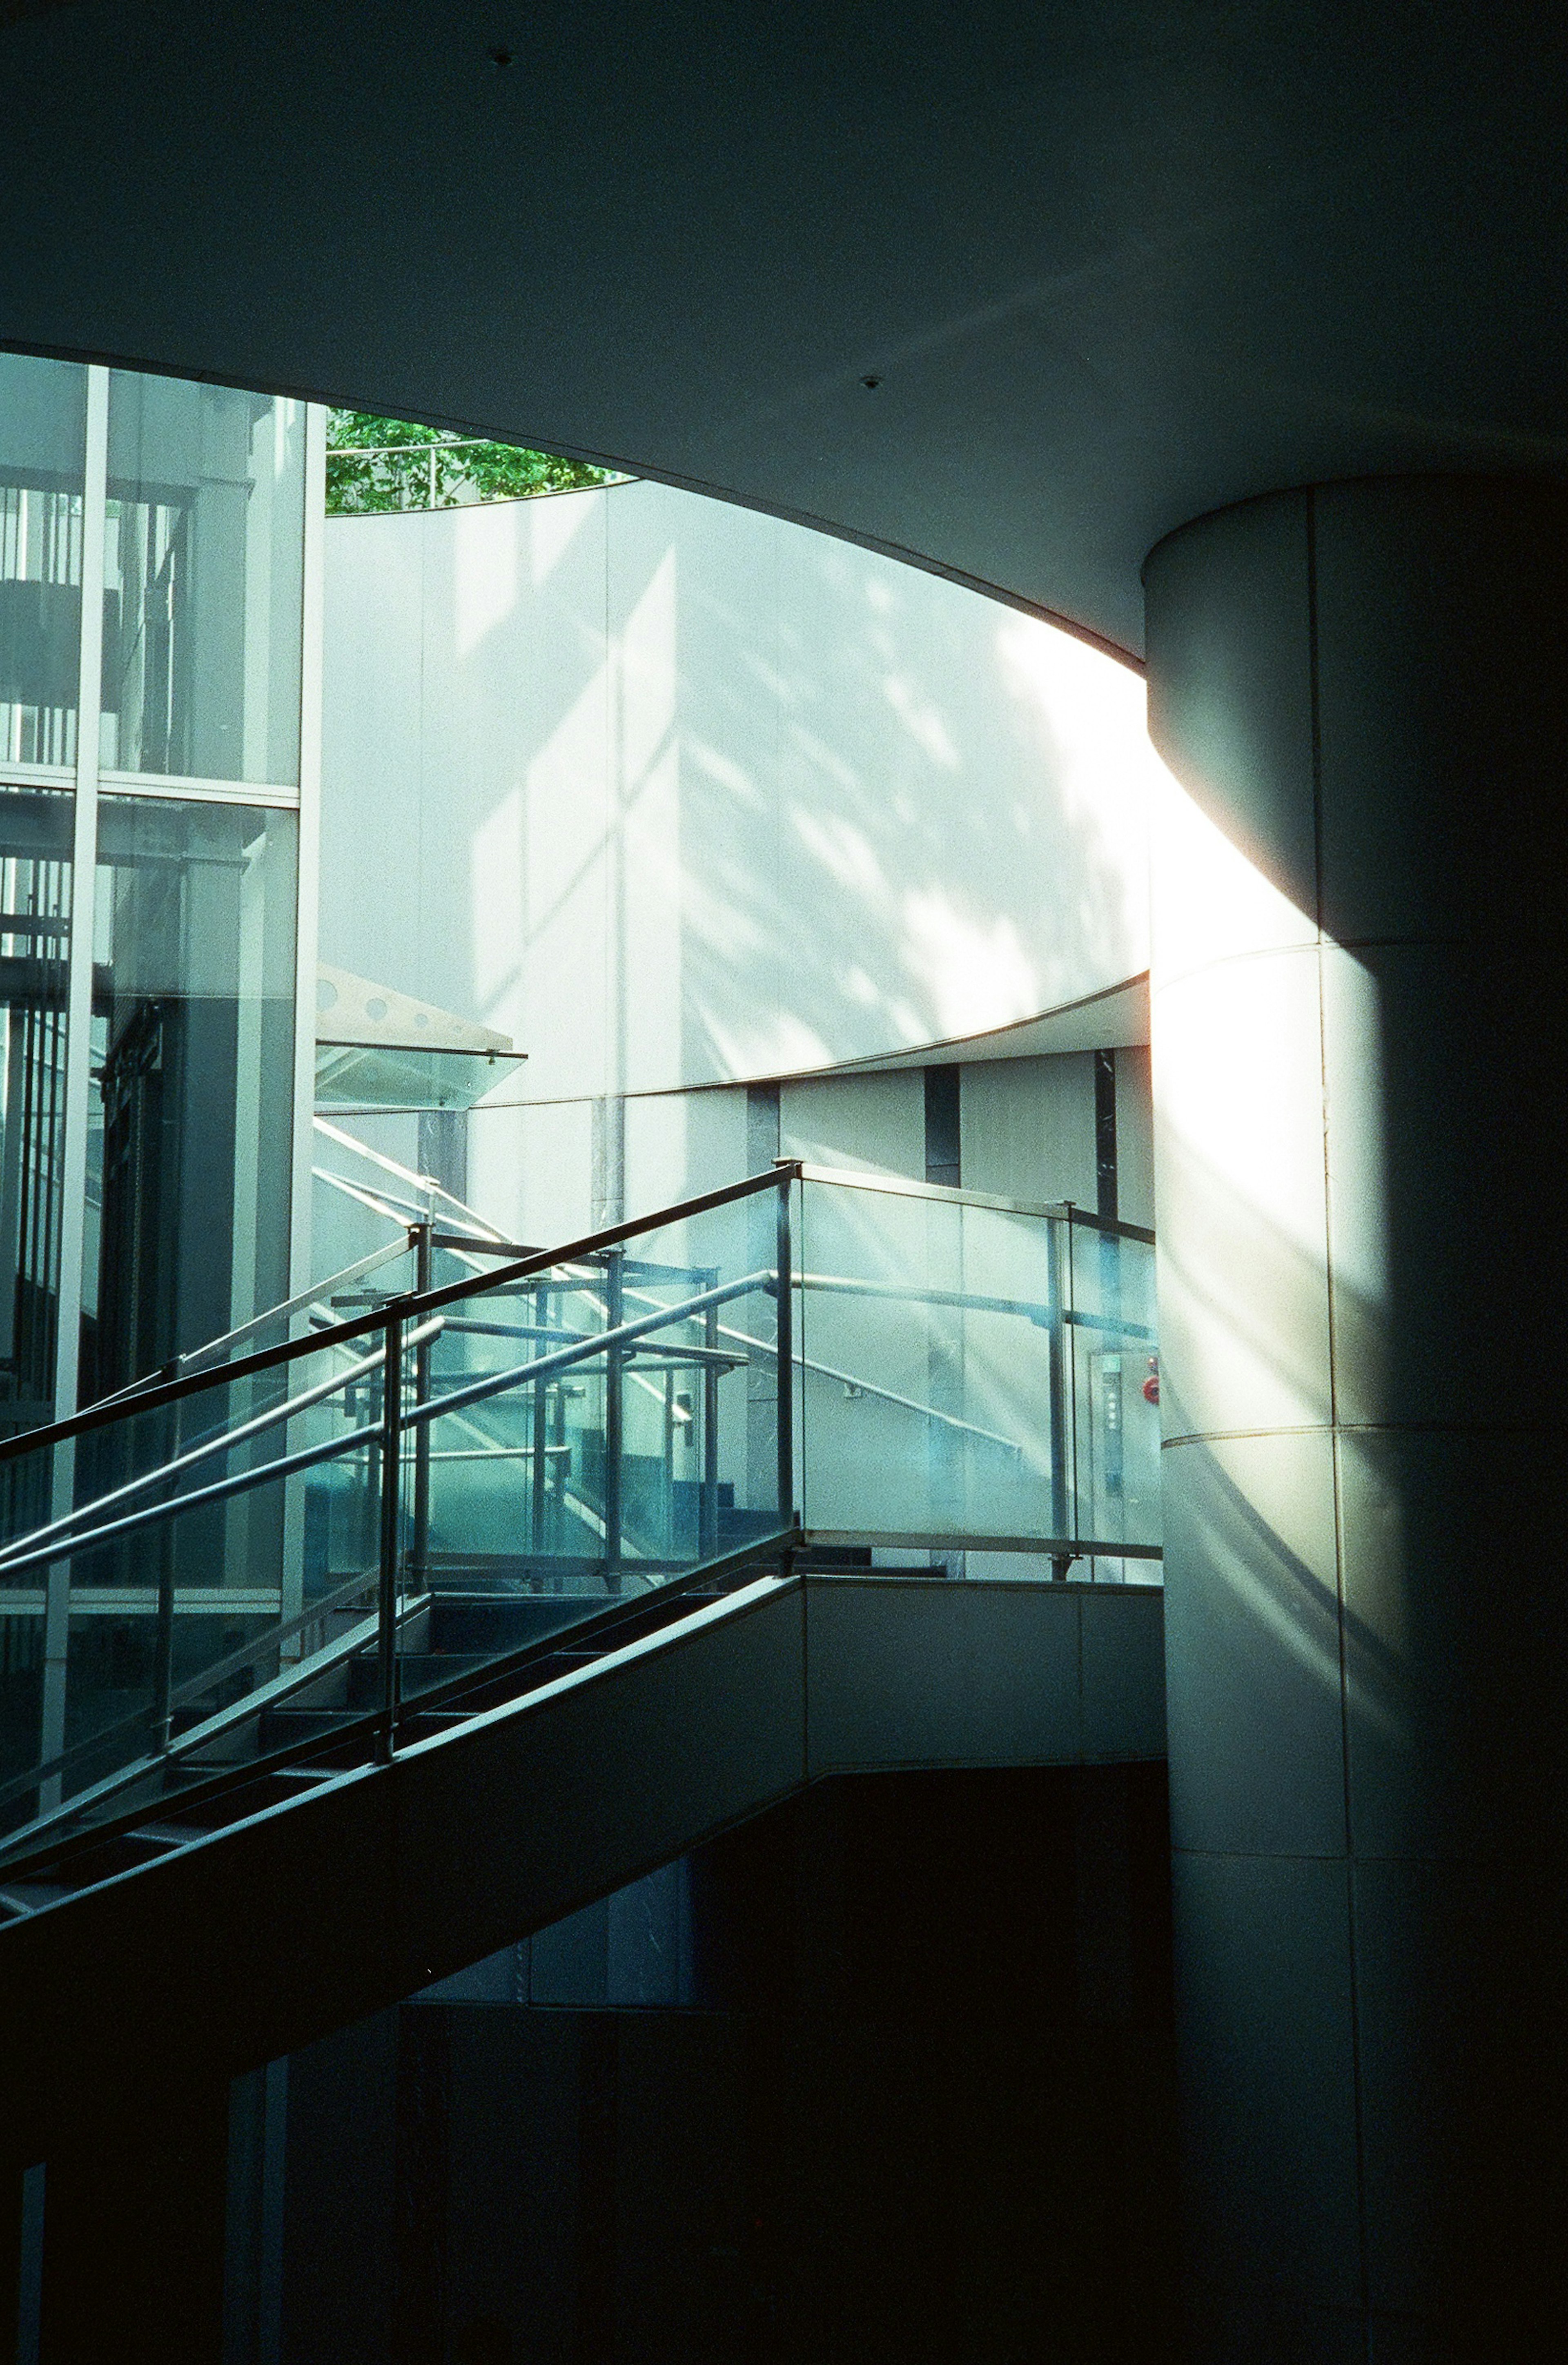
[1094, 1049, 1118, 1223]
[923, 1064, 960, 1189]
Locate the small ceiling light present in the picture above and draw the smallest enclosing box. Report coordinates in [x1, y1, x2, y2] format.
[861, 374, 882, 390]
[489, 45, 515, 67]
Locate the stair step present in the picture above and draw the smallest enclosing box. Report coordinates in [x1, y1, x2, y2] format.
[256, 1707, 364, 1752]
[428, 1594, 611, 1654]
[395, 1710, 470, 1740]
[0, 1883, 72, 1916]
[344, 1651, 490, 1710]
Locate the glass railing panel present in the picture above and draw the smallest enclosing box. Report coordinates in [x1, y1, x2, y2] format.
[0, 1326, 392, 1835]
[0, 1174, 797, 1853]
[796, 1176, 1062, 1549]
[950, 1194, 1067, 1544]
[183, 1241, 421, 1380]
[404, 1182, 789, 1689]
[1065, 1213, 1162, 1577]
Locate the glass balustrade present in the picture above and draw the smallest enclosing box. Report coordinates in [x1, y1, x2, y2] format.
[794, 1169, 1160, 1580]
[0, 1172, 795, 1838]
[0, 1161, 1160, 1858]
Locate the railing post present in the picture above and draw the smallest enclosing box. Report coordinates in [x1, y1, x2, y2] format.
[531, 1277, 549, 1562]
[151, 1541, 176, 1752]
[410, 1224, 433, 1595]
[701, 1277, 720, 1561]
[1046, 1211, 1071, 1581]
[1096, 1220, 1125, 1583]
[602, 1251, 623, 1594]
[775, 1173, 795, 1530]
[151, 1398, 182, 1751]
[376, 1312, 403, 1762]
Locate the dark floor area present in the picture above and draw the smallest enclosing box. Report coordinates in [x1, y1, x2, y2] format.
[261, 1764, 1179, 2365]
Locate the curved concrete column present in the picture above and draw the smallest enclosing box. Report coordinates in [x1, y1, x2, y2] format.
[1143, 479, 1568, 2362]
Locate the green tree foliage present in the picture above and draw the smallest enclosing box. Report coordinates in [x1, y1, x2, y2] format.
[326, 410, 617, 515]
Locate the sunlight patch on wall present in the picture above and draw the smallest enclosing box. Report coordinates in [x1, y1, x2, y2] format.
[524, 663, 611, 939]
[997, 612, 1158, 900]
[880, 673, 961, 770]
[530, 480, 601, 586]
[695, 1000, 835, 1081]
[898, 891, 1041, 1040]
[471, 783, 524, 1008]
[788, 807, 889, 905]
[620, 548, 677, 786]
[1148, 749, 1313, 980]
[454, 502, 520, 659]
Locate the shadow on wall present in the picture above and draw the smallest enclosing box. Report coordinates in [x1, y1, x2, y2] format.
[319, 482, 1158, 1108]
[1153, 750, 1568, 2344]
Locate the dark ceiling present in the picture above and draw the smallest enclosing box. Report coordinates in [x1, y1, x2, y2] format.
[2, 1, 1564, 661]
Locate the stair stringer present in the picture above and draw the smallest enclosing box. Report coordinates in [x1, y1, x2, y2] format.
[0, 1577, 1164, 2170]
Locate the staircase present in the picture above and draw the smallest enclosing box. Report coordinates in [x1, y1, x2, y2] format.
[0, 1158, 1164, 2174]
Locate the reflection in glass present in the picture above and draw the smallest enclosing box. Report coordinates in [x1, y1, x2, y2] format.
[795, 1177, 1161, 1575]
[79, 796, 298, 1407]
[0, 355, 86, 769]
[0, 784, 72, 1445]
[1068, 1214, 1161, 1577]
[0, 780, 72, 1804]
[797, 1181, 1058, 1547]
[103, 376, 305, 784]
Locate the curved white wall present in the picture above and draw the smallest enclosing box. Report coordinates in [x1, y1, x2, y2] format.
[321, 481, 1158, 1105]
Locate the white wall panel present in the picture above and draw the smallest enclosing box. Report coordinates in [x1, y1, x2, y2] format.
[1116, 1045, 1156, 1229]
[959, 1053, 1098, 1207]
[622, 1085, 748, 1217]
[321, 483, 1156, 1104]
[779, 1071, 924, 1178]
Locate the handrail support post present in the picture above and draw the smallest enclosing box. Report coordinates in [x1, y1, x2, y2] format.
[410, 1225, 432, 1593]
[377, 1313, 403, 1763]
[776, 1173, 795, 1529]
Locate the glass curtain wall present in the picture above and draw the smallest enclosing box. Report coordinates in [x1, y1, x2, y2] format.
[78, 797, 298, 1406]
[0, 786, 72, 1453]
[0, 354, 313, 1800]
[103, 374, 305, 785]
[0, 355, 85, 770]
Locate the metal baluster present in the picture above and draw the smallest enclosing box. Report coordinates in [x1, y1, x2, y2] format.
[410, 1224, 432, 1594]
[1046, 1213, 1071, 1581]
[376, 1312, 403, 1762]
[531, 1278, 548, 1562]
[603, 1251, 623, 1594]
[775, 1175, 795, 1530]
[150, 1393, 180, 1750]
[701, 1279, 719, 1561]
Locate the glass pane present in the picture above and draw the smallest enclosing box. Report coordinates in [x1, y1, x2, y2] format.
[0, 355, 86, 770]
[797, 1178, 1060, 1549]
[0, 784, 72, 1446]
[407, 1187, 785, 1681]
[103, 376, 305, 784]
[0, 1175, 792, 1841]
[0, 1607, 43, 1824]
[79, 796, 298, 1406]
[1067, 1216, 1161, 1570]
[0, 1326, 388, 1829]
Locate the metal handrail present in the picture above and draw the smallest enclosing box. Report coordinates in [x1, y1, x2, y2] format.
[312, 1115, 512, 1243]
[0, 1318, 444, 1574]
[0, 1156, 1160, 1860]
[0, 1561, 389, 1822]
[791, 1161, 1156, 1243]
[0, 1528, 800, 1877]
[85, 1234, 418, 1415]
[0, 1165, 802, 1472]
[0, 1272, 767, 1583]
[3, 1161, 1157, 1574]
